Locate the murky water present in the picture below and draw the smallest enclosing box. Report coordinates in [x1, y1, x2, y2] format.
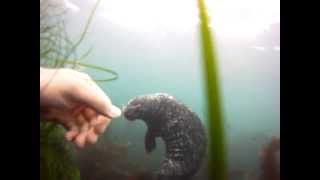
[58, 0, 280, 179]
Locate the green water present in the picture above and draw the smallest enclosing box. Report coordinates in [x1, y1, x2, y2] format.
[62, 0, 279, 179]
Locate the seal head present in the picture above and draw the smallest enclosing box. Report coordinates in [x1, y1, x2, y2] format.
[124, 96, 149, 121]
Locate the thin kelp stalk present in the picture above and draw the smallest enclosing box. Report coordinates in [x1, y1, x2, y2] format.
[197, 0, 228, 180]
[55, 59, 119, 82]
[59, 0, 102, 68]
[40, 0, 118, 83]
[40, 1, 116, 179]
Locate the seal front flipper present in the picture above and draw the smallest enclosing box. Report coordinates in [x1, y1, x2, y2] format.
[145, 128, 156, 153]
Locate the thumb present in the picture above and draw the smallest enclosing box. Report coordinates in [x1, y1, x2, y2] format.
[67, 82, 121, 118]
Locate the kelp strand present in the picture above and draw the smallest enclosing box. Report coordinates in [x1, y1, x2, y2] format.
[197, 0, 228, 180]
[40, 1, 112, 179]
[55, 59, 119, 82]
[40, 0, 117, 83]
[53, 0, 115, 82]
[58, 0, 102, 68]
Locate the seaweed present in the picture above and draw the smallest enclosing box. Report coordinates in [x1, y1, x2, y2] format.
[40, 0, 72, 68]
[40, 0, 117, 179]
[75, 138, 153, 180]
[40, 122, 80, 180]
[197, 0, 228, 180]
[259, 137, 280, 180]
[54, 59, 119, 82]
[40, 0, 118, 80]
[40, 0, 95, 69]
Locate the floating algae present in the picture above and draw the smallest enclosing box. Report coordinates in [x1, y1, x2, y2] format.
[123, 93, 207, 180]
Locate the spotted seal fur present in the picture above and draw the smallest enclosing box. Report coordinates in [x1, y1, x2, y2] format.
[123, 93, 207, 180]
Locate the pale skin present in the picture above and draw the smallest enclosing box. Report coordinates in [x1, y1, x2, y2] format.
[40, 67, 121, 148]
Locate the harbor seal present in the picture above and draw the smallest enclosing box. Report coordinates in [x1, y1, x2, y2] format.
[123, 93, 207, 180]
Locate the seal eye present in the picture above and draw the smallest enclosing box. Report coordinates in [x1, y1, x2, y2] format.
[130, 104, 141, 109]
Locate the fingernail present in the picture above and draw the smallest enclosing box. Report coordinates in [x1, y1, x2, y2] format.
[107, 105, 122, 118]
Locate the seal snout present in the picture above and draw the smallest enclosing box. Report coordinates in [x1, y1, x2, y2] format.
[123, 104, 142, 121]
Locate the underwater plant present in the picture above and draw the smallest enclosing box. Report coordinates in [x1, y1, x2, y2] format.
[40, 0, 76, 68]
[197, 0, 228, 180]
[259, 137, 280, 180]
[40, 0, 118, 179]
[40, 122, 80, 180]
[75, 137, 152, 180]
[40, 1, 82, 174]
[40, 0, 118, 81]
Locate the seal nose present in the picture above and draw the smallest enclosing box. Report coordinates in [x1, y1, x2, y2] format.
[123, 104, 142, 120]
[123, 104, 133, 119]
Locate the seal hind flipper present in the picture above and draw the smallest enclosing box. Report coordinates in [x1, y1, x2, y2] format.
[145, 129, 157, 153]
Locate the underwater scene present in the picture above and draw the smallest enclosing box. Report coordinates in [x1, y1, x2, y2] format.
[40, 0, 280, 180]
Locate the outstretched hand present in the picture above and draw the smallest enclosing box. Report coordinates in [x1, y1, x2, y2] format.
[40, 68, 121, 148]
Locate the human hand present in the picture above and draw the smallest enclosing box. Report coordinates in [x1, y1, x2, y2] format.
[40, 68, 121, 148]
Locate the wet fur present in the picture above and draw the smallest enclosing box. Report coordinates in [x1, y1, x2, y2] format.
[124, 93, 207, 180]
